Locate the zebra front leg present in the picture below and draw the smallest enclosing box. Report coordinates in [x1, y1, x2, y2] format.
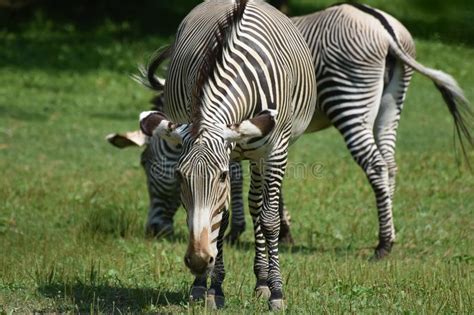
[142, 145, 181, 239]
[260, 154, 288, 310]
[248, 162, 270, 299]
[145, 193, 180, 238]
[189, 275, 207, 302]
[225, 161, 246, 244]
[189, 210, 230, 308]
[207, 209, 230, 309]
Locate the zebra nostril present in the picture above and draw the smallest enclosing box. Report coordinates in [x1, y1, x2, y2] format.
[208, 256, 214, 265]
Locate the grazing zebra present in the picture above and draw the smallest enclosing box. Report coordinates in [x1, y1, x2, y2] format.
[110, 3, 471, 261]
[138, 0, 317, 309]
[291, 3, 471, 258]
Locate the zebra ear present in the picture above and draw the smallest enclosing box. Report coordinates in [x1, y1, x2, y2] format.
[139, 111, 183, 144]
[106, 130, 147, 148]
[223, 109, 277, 142]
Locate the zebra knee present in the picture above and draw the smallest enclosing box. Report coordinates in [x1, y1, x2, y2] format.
[260, 215, 280, 240]
[365, 158, 389, 179]
[387, 162, 398, 180]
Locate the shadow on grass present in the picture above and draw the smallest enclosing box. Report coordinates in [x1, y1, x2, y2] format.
[38, 283, 188, 312]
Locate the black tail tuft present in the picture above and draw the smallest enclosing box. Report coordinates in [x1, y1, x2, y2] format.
[131, 45, 172, 91]
[435, 82, 474, 170]
[146, 45, 172, 91]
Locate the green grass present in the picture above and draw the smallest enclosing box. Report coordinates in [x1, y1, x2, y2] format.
[1, 2, 474, 313]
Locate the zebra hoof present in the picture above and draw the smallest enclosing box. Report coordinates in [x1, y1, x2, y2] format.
[279, 230, 294, 245]
[206, 293, 225, 309]
[268, 298, 285, 311]
[370, 242, 394, 261]
[254, 285, 271, 299]
[189, 286, 207, 302]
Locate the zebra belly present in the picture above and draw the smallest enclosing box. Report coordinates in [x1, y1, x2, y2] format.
[305, 108, 332, 133]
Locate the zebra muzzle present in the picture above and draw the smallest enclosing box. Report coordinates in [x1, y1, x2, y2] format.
[184, 251, 215, 275]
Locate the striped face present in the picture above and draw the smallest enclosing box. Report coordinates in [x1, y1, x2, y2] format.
[177, 135, 230, 275]
[139, 109, 277, 275]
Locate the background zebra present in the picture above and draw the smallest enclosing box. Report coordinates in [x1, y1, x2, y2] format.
[108, 3, 471, 261]
[292, 3, 471, 259]
[138, 0, 317, 310]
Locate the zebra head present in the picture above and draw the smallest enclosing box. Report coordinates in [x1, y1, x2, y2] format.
[140, 110, 276, 275]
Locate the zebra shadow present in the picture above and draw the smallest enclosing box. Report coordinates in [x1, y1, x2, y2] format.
[38, 283, 187, 312]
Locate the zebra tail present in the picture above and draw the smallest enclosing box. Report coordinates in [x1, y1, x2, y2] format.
[131, 45, 172, 91]
[388, 39, 474, 168]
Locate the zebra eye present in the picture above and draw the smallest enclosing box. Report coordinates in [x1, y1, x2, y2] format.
[219, 171, 228, 183]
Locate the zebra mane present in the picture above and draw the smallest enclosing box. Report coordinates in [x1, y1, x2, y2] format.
[191, 0, 249, 138]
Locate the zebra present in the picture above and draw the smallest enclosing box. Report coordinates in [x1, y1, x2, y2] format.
[138, 0, 317, 309]
[110, 2, 471, 261]
[290, 3, 472, 259]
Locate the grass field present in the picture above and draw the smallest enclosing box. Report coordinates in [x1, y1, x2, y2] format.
[1, 1, 473, 313]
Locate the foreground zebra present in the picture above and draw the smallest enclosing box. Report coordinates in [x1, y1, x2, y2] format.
[109, 3, 471, 260]
[139, 0, 317, 309]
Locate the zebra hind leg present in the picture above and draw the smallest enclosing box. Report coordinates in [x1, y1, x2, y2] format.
[207, 209, 230, 309]
[344, 128, 395, 260]
[327, 73, 395, 259]
[258, 152, 289, 311]
[372, 62, 414, 259]
[248, 162, 271, 299]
